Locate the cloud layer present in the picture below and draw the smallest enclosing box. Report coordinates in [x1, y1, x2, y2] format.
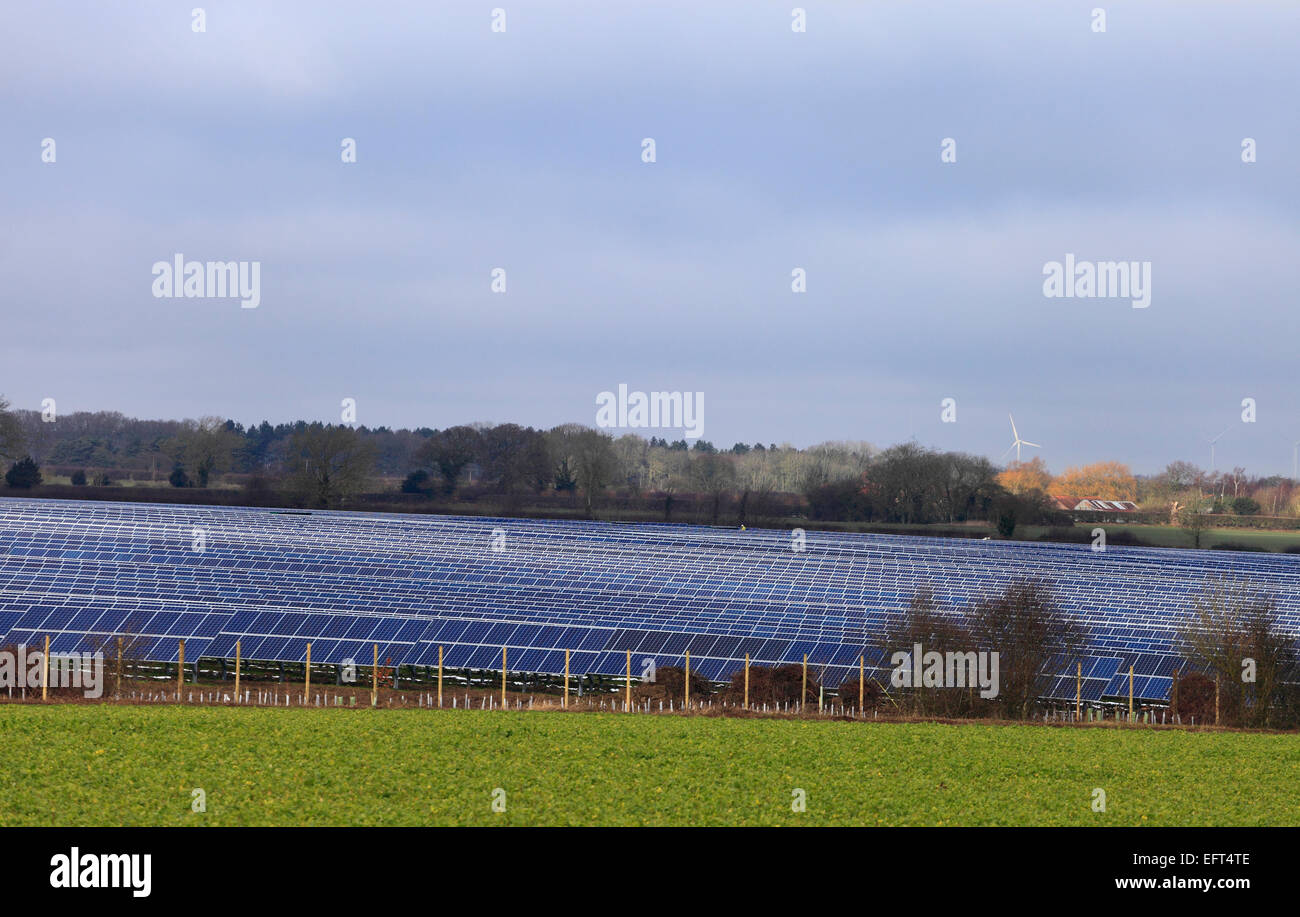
[2, 1, 1297, 474]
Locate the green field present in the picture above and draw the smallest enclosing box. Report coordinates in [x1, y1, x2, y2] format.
[1020, 524, 1300, 552]
[2, 705, 1297, 826]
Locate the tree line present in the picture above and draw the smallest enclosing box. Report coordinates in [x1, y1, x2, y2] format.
[3, 397, 1298, 526]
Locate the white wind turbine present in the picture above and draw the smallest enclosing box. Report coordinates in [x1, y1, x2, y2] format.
[1206, 425, 1230, 472]
[1282, 432, 1300, 482]
[1002, 414, 1040, 463]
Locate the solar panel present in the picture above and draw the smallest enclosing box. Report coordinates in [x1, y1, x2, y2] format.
[2, 496, 1298, 706]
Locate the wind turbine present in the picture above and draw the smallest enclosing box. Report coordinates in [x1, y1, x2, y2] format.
[1282, 432, 1300, 482]
[1206, 426, 1229, 472]
[1002, 414, 1040, 463]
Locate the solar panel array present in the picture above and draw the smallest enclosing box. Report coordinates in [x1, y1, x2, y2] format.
[2, 497, 1298, 702]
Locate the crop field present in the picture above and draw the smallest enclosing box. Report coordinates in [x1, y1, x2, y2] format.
[1021, 524, 1300, 552]
[2, 705, 1298, 826]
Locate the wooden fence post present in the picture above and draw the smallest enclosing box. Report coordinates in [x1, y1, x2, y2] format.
[1075, 661, 1081, 720]
[802, 653, 807, 712]
[177, 639, 185, 700]
[372, 642, 378, 706]
[859, 654, 865, 713]
[501, 646, 508, 709]
[42, 635, 49, 700]
[684, 651, 690, 709]
[743, 653, 750, 710]
[563, 649, 569, 709]
[437, 645, 444, 707]
[625, 649, 632, 712]
[305, 642, 312, 698]
[234, 640, 241, 700]
[116, 636, 123, 697]
[1128, 665, 1134, 721]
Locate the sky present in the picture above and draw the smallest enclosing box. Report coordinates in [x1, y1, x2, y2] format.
[2, 1, 1298, 476]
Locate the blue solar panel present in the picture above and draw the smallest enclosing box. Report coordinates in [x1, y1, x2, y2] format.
[2, 496, 1298, 707]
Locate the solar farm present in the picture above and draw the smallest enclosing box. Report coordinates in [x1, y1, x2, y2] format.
[5, 496, 1300, 829]
[2, 496, 1298, 705]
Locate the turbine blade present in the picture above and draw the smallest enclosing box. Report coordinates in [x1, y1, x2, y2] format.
[1022, 441, 1041, 448]
[1009, 414, 1018, 439]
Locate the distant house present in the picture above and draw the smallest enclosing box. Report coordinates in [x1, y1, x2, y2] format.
[1050, 495, 1139, 513]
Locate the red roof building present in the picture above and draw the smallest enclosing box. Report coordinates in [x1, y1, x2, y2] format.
[1050, 495, 1139, 513]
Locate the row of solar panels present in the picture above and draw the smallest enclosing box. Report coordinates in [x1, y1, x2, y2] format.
[0, 597, 1188, 700]
[1, 554, 1278, 641]
[4, 497, 1299, 703]
[7, 498, 1300, 582]
[6, 504, 1299, 581]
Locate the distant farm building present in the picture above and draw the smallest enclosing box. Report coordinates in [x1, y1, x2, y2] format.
[1050, 496, 1139, 513]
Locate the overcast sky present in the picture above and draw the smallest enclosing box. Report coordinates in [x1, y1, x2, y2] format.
[2, 1, 1297, 475]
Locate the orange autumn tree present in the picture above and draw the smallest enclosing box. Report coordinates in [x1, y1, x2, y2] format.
[1051, 461, 1137, 501]
[996, 457, 1052, 495]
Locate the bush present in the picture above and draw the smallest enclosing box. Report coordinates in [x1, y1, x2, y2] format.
[637, 665, 712, 705]
[243, 474, 276, 501]
[837, 675, 883, 711]
[94, 472, 112, 486]
[721, 663, 819, 707]
[805, 480, 872, 522]
[401, 469, 433, 495]
[168, 463, 190, 488]
[1173, 671, 1216, 723]
[1210, 542, 1256, 552]
[70, 469, 87, 486]
[4, 456, 42, 488]
[1231, 496, 1261, 516]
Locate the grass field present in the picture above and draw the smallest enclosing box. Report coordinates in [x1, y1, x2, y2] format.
[1020, 524, 1300, 552]
[2, 705, 1298, 826]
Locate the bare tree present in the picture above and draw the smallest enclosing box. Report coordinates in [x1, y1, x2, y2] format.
[936, 452, 999, 523]
[612, 434, 649, 492]
[286, 424, 376, 507]
[416, 425, 481, 494]
[168, 416, 239, 486]
[1181, 583, 1297, 728]
[480, 424, 550, 496]
[575, 430, 618, 517]
[1180, 506, 1209, 549]
[0, 395, 24, 463]
[968, 579, 1086, 720]
[882, 587, 980, 718]
[690, 452, 736, 525]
